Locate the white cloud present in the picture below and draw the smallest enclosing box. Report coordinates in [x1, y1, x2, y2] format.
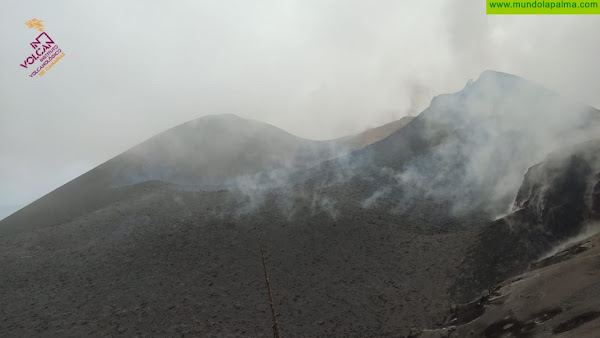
[0, 0, 599, 215]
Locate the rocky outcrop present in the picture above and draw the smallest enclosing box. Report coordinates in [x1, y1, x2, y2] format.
[422, 230, 600, 338]
[590, 174, 600, 218]
[514, 139, 600, 223]
[452, 139, 600, 303]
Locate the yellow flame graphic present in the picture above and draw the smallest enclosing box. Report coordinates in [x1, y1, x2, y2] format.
[25, 18, 44, 32]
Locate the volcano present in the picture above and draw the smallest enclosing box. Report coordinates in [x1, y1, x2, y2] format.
[1, 71, 600, 337]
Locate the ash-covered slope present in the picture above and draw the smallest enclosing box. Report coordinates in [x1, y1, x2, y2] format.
[2, 71, 600, 337]
[105, 114, 345, 188]
[0, 114, 408, 234]
[334, 116, 414, 149]
[306, 70, 600, 216]
[103, 114, 414, 189]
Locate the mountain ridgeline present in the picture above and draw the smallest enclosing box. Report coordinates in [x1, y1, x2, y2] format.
[1, 71, 600, 336]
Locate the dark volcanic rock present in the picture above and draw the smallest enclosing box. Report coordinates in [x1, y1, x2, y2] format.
[591, 175, 600, 218]
[452, 139, 600, 302]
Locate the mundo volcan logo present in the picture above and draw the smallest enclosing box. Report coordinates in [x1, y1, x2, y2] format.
[19, 18, 66, 77]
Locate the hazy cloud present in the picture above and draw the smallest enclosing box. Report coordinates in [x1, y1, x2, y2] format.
[1, 0, 599, 219]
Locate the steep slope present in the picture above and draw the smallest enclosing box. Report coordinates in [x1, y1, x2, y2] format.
[1, 71, 600, 337]
[3, 138, 598, 337]
[104, 114, 338, 188]
[415, 140, 600, 337]
[451, 139, 600, 302]
[306, 70, 600, 216]
[0, 114, 410, 234]
[420, 231, 600, 338]
[334, 116, 415, 149]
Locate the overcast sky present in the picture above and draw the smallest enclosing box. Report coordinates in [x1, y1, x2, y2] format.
[1, 0, 599, 219]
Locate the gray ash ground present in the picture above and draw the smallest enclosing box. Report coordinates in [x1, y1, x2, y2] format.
[0, 181, 485, 336]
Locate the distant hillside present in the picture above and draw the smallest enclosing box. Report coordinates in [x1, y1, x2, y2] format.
[0, 114, 411, 233]
[105, 114, 415, 188]
[334, 116, 414, 149]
